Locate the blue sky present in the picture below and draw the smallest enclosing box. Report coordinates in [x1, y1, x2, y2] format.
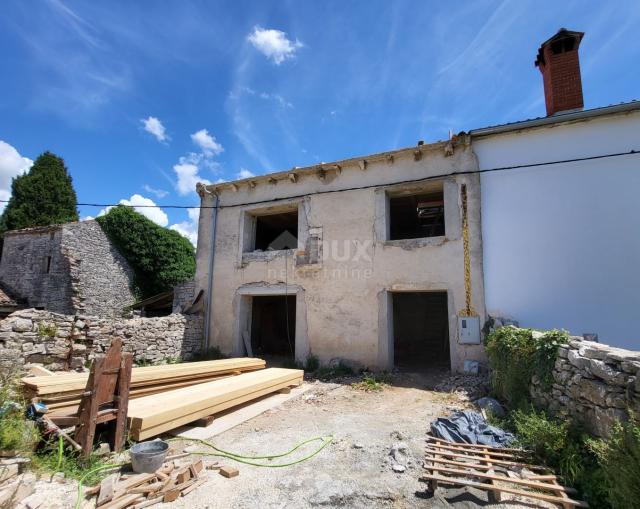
[1, 0, 638, 244]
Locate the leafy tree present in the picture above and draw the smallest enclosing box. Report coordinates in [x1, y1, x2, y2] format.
[96, 205, 195, 298]
[0, 151, 79, 233]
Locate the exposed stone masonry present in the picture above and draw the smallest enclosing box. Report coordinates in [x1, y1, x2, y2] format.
[0, 221, 135, 317]
[531, 338, 640, 437]
[0, 308, 203, 373]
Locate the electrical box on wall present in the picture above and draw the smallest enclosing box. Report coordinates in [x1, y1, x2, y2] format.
[458, 316, 481, 344]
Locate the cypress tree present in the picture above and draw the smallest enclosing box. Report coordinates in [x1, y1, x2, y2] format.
[0, 151, 79, 233]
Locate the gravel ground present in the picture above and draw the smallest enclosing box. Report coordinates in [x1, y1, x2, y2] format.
[29, 371, 555, 509]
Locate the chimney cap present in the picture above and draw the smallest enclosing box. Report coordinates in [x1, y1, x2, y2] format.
[535, 28, 584, 67]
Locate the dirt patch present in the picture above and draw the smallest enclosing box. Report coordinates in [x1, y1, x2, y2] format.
[31, 371, 550, 508]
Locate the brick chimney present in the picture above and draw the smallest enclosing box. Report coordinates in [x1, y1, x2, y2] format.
[535, 28, 585, 116]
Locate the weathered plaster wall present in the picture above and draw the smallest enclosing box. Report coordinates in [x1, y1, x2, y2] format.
[0, 221, 135, 317]
[195, 141, 486, 372]
[0, 308, 203, 373]
[531, 337, 640, 437]
[476, 110, 640, 350]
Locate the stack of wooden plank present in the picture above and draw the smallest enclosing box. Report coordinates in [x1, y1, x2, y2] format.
[128, 367, 303, 440]
[21, 358, 266, 413]
[421, 436, 589, 508]
[87, 458, 208, 508]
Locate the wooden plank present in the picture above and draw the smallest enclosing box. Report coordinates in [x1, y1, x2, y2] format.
[112, 473, 156, 499]
[27, 365, 55, 376]
[131, 496, 163, 509]
[112, 353, 132, 452]
[132, 375, 302, 440]
[128, 368, 303, 440]
[424, 446, 547, 471]
[100, 494, 144, 509]
[420, 474, 589, 507]
[425, 441, 529, 460]
[426, 464, 579, 494]
[22, 358, 266, 394]
[427, 436, 527, 454]
[481, 446, 501, 503]
[219, 466, 239, 478]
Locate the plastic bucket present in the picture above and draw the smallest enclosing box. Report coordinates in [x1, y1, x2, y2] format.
[130, 440, 169, 473]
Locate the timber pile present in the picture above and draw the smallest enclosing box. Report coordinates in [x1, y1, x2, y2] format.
[21, 358, 266, 412]
[421, 436, 589, 508]
[128, 368, 303, 440]
[86, 458, 210, 508]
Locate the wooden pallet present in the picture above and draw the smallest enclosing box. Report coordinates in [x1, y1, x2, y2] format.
[421, 436, 589, 508]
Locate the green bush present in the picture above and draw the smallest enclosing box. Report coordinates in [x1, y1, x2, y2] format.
[96, 205, 195, 298]
[509, 407, 609, 507]
[0, 373, 39, 454]
[588, 417, 640, 509]
[484, 327, 568, 407]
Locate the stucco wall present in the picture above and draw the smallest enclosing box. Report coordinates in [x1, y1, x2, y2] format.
[196, 141, 486, 372]
[476, 110, 640, 350]
[0, 221, 135, 317]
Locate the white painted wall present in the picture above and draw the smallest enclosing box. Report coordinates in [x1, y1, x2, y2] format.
[475, 110, 640, 349]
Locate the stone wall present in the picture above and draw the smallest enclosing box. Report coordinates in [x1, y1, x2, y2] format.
[0, 308, 203, 373]
[62, 221, 136, 316]
[0, 221, 135, 317]
[531, 338, 640, 437]
[172, 281, 195, 312]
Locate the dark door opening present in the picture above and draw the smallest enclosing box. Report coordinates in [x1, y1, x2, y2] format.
[392, 291, 450, 370]
[251, 295, 296, 360]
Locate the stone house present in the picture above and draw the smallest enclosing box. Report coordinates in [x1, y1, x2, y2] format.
[193, 28, 640, 371]
[194, 139, 486, 372]
[0, 220, 136, 317]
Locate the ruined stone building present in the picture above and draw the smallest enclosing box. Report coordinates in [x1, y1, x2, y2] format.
[0, 220, 136, 317]
[194, 28, 640, 370]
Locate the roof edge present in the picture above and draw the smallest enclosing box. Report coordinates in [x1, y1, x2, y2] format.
[470, 101, 640, 138]
[202, 137, 467, 194]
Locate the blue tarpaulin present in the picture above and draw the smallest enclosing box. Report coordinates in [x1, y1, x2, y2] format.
[430, 410, 515, 448]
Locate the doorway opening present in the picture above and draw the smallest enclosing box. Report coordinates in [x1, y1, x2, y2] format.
[250, 295, 296, 361]
[392, 291, 450, 370]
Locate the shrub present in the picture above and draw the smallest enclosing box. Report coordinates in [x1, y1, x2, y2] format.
[0, 373, 39, 454]
[484, 327, 568, 407]
[96, 205, 195, 298]
[509, 407, 609, 507]
[588, 417, 640, 509]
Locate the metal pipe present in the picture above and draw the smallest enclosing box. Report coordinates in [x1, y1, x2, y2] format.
[203, 192, 219, 351]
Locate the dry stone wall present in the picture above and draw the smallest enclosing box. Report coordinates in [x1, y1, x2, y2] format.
[0, 308, 203, 373]
[531, 338, 640, 437]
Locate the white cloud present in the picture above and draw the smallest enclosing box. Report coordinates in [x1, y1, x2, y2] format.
[99, 194, 168, 226]
[237, 169, 255, 179]
[143, 184, 168, 199]
[173, 153, 210, 196]
[170, 207, 200, 246]
[141, 116, 169, 142]
[247, 26, 303, 65]
[0, 140, 33, 213]
[190, 129, 223, 157]
[81, 215, 94, 221]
